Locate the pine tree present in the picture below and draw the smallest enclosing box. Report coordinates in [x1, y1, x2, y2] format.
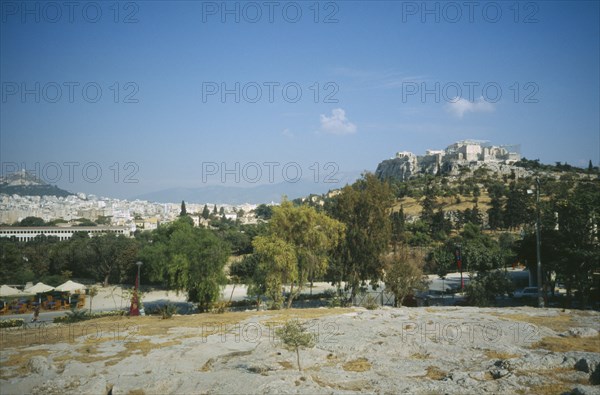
[420, 181, 436, 225]
[390, 207, 406, 249]
[504, 181, 532, 230]
[213, 204, 218, 215]
[202, 204, 210, 219]
[431, 207, 451, 237]
[488, 195, 504, 230]
[180, 200, 187, 216]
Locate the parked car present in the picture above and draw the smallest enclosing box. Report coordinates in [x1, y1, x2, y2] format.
[513, 287, 553, 299]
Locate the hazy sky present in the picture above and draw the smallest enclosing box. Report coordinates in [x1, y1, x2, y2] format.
[1, 1, 599, 198]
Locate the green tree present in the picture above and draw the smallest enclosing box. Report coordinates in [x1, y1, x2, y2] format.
[95, 216, 112, 225]
[431, 207, 452, 239]
[252, 234, 297, 309]
[267, 201, 344, 308]
[139, 217, 230, 311]
[88, 233, 137, 286]
[276, 320, 316, 371]
[180, 200, 187, 216]
[18, 216, 46, 226]
[420, 180, 437, 225]
[327, 173, 394, 300]
[255, 204, 273, 220]
[466, 271, 513, 307]
[202, 204, 210, 219]
[519, 181, 600, 307]
[383, 247, 426, 307]
[426, 245, 454, 279]
[390, 208, 406, 249]
[504, 181, 533, 229]
[487, 185, 505, 230]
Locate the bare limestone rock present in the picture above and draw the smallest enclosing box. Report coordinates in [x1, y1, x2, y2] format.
[27, 356, 52, 374]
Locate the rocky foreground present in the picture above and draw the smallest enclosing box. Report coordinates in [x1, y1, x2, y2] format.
[1, 306, 599, 395]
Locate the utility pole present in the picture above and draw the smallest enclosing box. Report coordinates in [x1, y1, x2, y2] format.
[535, 177, 544, 308]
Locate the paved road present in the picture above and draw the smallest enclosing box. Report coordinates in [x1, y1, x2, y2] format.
[2, 310, 72, 323]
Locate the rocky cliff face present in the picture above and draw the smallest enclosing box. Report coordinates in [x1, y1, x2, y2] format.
[376, 157, 532, 182]
[375, 141, 530, 182]
[375, 155, 418, 182]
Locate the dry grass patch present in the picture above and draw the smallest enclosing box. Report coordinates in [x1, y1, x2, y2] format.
[278, 361, 294, 370]
[53, 345, 111, 365]
[491, 312, 574, 333]
[484, 350, 521, 360]
[0, 348, 50, 379]
[411, 353, 430, 360]
[513, 366, 588, 391]
[342, 357, 371, 372]
[394, 195, 492, 217]
[312, 375, 372, 391]
[516, 384, 571, 395]
[199, 358, 214, 372]
[127, 390, 146, 395]
[393, 197, 420, 216]
[424, 365, 447, 380]
[123, 338, 180, 356]
[134, 311, 260, 337]
[52, 338, 180, 367]
[94, 339, 182, 367]
[261, 308, 355, 324]
[530, 334, 600, 353]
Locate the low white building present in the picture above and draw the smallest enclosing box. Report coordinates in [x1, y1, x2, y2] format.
[0, 226, 131, 241]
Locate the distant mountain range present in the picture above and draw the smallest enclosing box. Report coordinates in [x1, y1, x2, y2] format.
[0, 169, 362, 204]
[0, 170, 74, 197]
[132, 172, 363, 204]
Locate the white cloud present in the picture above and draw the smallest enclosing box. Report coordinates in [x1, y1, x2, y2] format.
[281, 128, 294, 138]
[319, 108, 357, 135]
[445, 96, 495, 118]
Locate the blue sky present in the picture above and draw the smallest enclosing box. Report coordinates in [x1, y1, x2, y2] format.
[1, 1, 599, 198]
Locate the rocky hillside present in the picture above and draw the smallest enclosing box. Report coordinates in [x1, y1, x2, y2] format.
[375, 141, 522, 182]
[1, 307, 598, 394]
[0, 170, 73, 197]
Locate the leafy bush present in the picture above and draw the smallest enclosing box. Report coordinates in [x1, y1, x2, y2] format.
[159, 303, 178, 319]
[466, 271, 514, 307]
[327, 290, 350, 308]
[361, 294, 379, 310]
[91, 310, 125, 318]
[0, 319, 24, 328]
[229, 299, 255, 308]
[210, 301, 229, 314]
[55, 309, 89, 323]
[53, 309, 125, 323]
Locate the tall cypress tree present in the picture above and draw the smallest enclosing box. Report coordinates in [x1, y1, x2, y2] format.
[180, 200, 187, 216]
